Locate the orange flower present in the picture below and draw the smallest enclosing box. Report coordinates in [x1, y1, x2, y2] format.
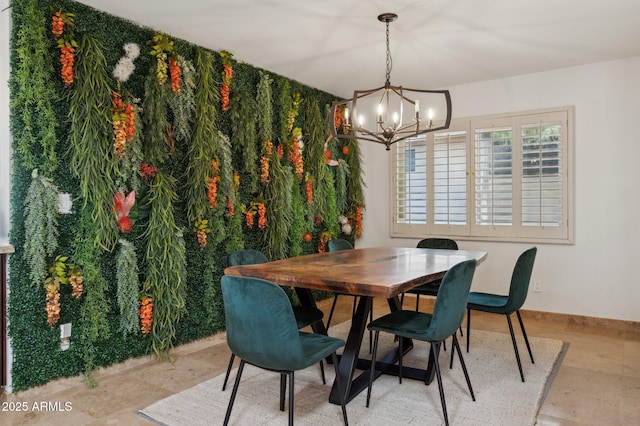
[334, 106, 343, 130]
[305, 178, 313, 205]
[52, 11, 64, 38]
[45, 284, 61, 326]
[227, 199, 235, 217]
[140, 162, 158, 180]
[70, 275, 84, 298]
[260, 156, 269, 184]
[288, 138, 304, 179]
[245, 210, 255, 228]
[59, 45, 75, 86]
[169, 57, 181, 93]
[196, 228, 207, 249]
[207, 177, 218, 208]
[355, 206, 363, 238]
[139, 296, 153, 335]
[257, 203, 267, 230]
[342, 144, 350, 155]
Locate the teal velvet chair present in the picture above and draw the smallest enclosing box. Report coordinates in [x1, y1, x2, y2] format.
[401, 238, 459, 310]
[222, 249, 325, 391]
[326, 239, 373, 353]
[221, 275, 348, 426]
[366, 259, 477, 426]
[466, 247, 537, 382]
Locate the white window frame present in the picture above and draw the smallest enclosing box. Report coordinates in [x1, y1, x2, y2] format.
[391, 106, 574, 244]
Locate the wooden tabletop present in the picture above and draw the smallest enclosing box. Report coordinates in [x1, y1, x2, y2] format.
[224, 246, 487, 298]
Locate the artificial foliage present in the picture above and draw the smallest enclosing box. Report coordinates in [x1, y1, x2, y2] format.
[8, 0, 365, 391]
[143, 172, 187, 358]
[116, 239, 141, 335]
[23, 170, 60, 288]
[10, 0, 59, 176]
[68, 34, 119, 251]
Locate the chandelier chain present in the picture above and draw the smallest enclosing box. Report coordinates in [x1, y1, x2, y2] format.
[385, 20, 392, 85]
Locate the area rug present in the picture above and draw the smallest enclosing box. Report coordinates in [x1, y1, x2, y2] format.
[139, 322, 566, 426]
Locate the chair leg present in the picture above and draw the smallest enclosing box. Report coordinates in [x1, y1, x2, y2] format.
[331, 352, 349, 425]
[466, 308, 471, 352]
[400, 293, 405, 308]
[222, 353, 236, 391]
[319, 359, 326, 384]
[449, 336, 455, 369]
[223, 359, 245, 426]
[516, 310, 535, 364]
[366, 331, 380, 408]
[506, 314, 525, 382]
[398, 334, 403, 384]
[431, 342, 449, 426]
[452, 335, 475, 401]
[288, 371, 295, 426]
[326, 294, 340, 329]
[369, 306, 374, 354]
[280, 373, 286, 411]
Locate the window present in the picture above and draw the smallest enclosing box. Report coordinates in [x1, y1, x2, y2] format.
[391, 106, 573, 243]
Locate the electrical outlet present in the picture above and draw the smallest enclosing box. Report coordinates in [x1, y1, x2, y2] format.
[532, 279, 542, 293]
[60, 323, 72, 350]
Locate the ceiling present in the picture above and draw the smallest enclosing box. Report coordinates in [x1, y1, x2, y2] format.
[76, 0, 640, 98]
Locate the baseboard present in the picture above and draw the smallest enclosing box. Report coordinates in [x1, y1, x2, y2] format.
[397, 293, 639, 333]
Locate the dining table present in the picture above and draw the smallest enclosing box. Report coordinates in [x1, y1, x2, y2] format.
[223, 246, 487, 405]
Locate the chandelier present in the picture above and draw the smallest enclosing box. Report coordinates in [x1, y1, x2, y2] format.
[331, 13, 452, 150]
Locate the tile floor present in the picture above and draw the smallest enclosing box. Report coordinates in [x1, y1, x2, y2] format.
[1, 295, 639, 425]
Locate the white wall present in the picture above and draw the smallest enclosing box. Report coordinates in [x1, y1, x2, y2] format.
[1, 1, 11, 241]
[358, 57, 640, 322]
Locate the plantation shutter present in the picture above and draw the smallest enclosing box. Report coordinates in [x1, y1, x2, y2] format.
[430, 126, 470, 236]
[394, 136, 427, 226]
[517, 111, 568, 239]
[473, 119, 513, 237]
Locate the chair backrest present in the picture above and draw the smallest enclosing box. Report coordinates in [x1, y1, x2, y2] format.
[416, 238, 458, 250]
[226, 249, 269, 266]
[504, 247, 537, 313]
[328, 239, 354, 252]
[426, 259, 477, 342]
[221, 275, 307, 371]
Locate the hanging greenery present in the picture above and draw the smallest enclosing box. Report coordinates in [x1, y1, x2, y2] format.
[278, 79, 292, 145]
[264, 152, 293, 260]
[23, 169, 60, 288]
[230, 91, 258, 193]
[68, 35, 119, 251]
[73, 208, 111, 387]
[186, 48, 219, 248]
[115, 98, 145, 192]
[142, 33, 174, 164]
[303, 98, 330, 224]
[168, 55, 196, 143]
[289, 173, 305, 257]
[143, 171, 187, 358]
[335, 159, 350, 213]
[116, 239, 140, 335]
[10, 0, 59, 175]
[256, 71, 273, 142]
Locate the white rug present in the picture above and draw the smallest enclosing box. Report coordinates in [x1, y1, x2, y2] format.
[139, 322, 565, 426]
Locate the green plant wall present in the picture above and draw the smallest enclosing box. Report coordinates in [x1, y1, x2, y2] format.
[8, 0, 365, 391]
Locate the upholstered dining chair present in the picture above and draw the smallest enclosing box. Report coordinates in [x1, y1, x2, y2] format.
[222, 249, 325, 391]
[221, 275, 348, 426]
[366, 259, 477, 426]
[466, 247, 537, 382]
[326, 239, 373, 353]
[400, 238, 459, 310]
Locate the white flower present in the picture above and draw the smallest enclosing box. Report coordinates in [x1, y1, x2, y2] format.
[297, 136, 304, 150]
[338, 215, 348, 225]
[123, 43, 140, 60]
[341, 223, 352, 235]
[113, 58, 136, 82]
